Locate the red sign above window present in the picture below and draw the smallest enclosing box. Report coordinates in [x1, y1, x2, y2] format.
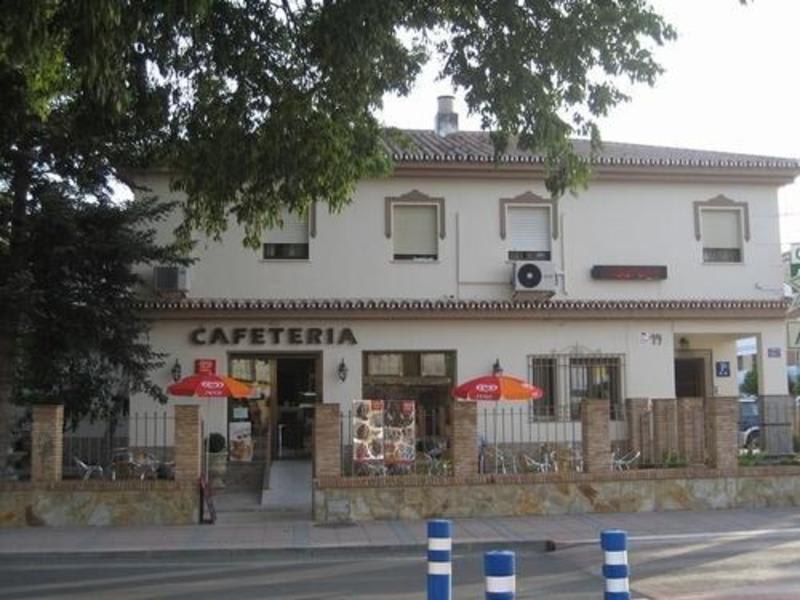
[591, 265, 668, 281]
[195, 359, 217, 375]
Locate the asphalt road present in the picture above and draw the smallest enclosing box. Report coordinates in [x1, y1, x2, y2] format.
[2, 534, 800, 599]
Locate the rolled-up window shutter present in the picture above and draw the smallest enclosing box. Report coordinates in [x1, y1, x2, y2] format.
[394, 205, 437, 257]
[702, 209, 740, 249]
[265, 209, 309, 244]
[508, 206, 550, 252]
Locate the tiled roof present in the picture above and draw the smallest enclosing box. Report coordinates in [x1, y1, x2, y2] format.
[383, 130, 800, 170]
[139, 297, 789, 315]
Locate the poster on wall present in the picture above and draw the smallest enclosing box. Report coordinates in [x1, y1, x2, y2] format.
[352, 399, 384, 464]
[228, 421, 254, 462]
[384, 400, 416, 467]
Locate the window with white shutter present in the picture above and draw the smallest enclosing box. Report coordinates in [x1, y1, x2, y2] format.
[506, 205, 551, 261]
[262, 208, 310, 260]
[701, 208, 742, 263]
[393, 204, 438, 260]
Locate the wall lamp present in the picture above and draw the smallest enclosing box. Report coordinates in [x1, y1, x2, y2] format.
[170, 358, 183, 382]
[492, 358, 503, 376]
[679, 337, 690, 350]
[337, 358, 349, 383]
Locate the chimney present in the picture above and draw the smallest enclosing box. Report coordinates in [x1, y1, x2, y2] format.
[435, 95, 458, 137]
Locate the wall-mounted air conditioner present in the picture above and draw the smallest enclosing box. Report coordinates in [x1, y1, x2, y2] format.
[153, 266, 190, 294]
[512, 261, 557, 295]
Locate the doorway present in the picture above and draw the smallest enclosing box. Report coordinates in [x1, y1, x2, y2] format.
[674, 350, 712, 398]
[228, 352, 321, 461]
[275, 357, 318, 458]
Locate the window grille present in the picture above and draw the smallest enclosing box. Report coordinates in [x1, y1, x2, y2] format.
[528, 353, 625, 421]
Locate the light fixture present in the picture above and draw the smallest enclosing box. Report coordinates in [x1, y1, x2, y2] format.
[337, 358, 348, 383]
[170, 358, 182, 382]
[679, 337, 690, 350]
[492, 358, 503, 376]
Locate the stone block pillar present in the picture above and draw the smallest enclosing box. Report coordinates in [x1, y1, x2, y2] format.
[652, 398, 678, 463]
[174, 405, 202, 482]
[581, 398, 612, 472]
[451, 401, 478, 477]
[677, 397, 705, 465]
[31, 404, 64, 482]
[313, 404, 341, 478]
[705, 396, 738, 470]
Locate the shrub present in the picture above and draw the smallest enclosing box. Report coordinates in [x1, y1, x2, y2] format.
[208, 433, 226, 453]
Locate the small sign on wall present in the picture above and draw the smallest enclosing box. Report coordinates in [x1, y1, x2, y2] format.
[715, 361, 731, 377]
[768, 347, 782, 358]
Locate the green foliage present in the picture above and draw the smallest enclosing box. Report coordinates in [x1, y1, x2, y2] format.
[11, 193, 188, 425]
[208, 433, 226, 454]
[0, 0, 677, 426]
[661, 451, 688, 469]
[741, 366, 759, 396]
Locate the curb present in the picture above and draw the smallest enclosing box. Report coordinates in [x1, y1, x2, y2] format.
[0, 539, 551, 562]
[546, 526, 800, 552]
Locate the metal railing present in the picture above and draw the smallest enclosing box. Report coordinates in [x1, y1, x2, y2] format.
[63, 412, 175, 480]
[739, 399, 797, 463]
[480, 406, 585, 474]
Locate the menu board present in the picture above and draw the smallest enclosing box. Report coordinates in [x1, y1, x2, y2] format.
[384, 400, 416, 466]
[352, 400, 384, 463]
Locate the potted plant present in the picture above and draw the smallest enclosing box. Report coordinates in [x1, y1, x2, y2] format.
[207, 432, 227, 488]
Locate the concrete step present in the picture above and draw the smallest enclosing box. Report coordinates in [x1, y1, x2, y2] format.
[223, 461, 266, 489]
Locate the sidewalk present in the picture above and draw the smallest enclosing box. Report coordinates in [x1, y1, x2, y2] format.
[1, 507, 800, 557]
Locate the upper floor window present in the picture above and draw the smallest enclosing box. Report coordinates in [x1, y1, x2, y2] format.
[506, 205, 551, 261]
[693, 195, 750, 265]
[263, 208, 310, 260]
[700, 208, 742, 263]
[385, 190, 446, 262]
[393, 204, 438, 260]
[499, 192, 558, 261]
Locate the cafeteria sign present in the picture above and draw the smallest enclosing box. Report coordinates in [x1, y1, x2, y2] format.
[190, 326, 357, 346]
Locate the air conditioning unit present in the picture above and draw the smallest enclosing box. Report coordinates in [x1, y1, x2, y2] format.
[512, 261, 557, 295]
[153, 266, 190, 294]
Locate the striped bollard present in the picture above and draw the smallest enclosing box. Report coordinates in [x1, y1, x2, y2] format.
[601, 529, 630, 600]
[427, 519, 452, 600]
[485, 550, 515, 600]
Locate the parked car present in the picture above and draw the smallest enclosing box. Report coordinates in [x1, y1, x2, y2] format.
[739, 396, 760, 449]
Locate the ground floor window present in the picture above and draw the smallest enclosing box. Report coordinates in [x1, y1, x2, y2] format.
[362, 350, 456, 443]
[528, 353, 625, 421]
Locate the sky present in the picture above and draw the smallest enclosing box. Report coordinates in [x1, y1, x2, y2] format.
[377, 0, 800, 249]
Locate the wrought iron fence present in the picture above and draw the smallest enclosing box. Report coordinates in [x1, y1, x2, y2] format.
[480, 405, 585, 473]
[739, 398, 797, 463]
[63, 412, 175, 480]
[8, 415, 31, 481]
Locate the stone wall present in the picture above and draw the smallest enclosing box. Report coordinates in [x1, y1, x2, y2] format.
[0, 481, 197, 528]
[314, 467, 800, 522]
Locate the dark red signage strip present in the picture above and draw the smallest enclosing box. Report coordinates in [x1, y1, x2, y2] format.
[591, 265, 668, 281]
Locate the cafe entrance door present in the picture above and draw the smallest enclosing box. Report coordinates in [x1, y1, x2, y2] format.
[275, 356, 319, 459]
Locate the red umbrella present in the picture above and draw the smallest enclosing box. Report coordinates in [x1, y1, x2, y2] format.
[167, 373, 253, 398]
[453, 373, 544, 402]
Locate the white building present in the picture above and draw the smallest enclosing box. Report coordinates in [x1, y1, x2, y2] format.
[131, 99, 800, 461]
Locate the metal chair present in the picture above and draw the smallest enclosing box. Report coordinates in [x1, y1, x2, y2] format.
[73, 456, 104, 480]
[612, 449, 641, 470]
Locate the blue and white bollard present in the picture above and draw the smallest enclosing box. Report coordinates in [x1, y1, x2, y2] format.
[485, 550, 515, 600]
[427, 519, 452, 600]
[601, 529, 631, 600]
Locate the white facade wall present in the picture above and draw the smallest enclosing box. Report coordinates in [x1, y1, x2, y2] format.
[135, 174, 784, 302]
[132, 316, 785, 440]
[130, 168, 793, 446]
